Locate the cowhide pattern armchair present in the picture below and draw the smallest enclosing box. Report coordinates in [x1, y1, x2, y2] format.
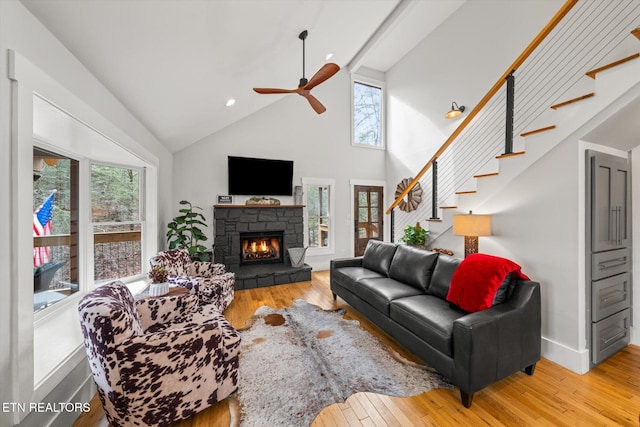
[78, 281, 240, 427]
[150, 248, 235, 312]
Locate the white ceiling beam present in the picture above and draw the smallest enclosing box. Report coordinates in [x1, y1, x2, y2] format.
[347, 0, 416, 74]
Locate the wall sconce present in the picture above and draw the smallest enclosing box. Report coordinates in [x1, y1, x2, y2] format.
[445, 102, 465, 119]
[453, 210, 491, 257]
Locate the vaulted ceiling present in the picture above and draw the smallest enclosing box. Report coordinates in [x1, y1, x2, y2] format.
[20, 0, 465, 153]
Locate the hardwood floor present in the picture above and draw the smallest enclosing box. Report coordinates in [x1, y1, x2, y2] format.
[74, 271, 640, 426]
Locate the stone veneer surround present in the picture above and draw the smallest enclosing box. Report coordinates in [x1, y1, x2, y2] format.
[213, 205, 311, 289]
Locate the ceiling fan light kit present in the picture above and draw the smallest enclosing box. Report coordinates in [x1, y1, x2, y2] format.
[253, 30, 340, 114]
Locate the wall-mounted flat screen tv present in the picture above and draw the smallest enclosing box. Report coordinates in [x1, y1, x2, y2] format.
[228, 156, 294, 196]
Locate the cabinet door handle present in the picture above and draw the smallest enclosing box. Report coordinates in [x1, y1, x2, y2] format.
[602, 328, 628, 345]
[598, 257, 627, 269]
[601, 290, 627, 304]
[610, 207, 616, 243]
[618, 206, 623, 244]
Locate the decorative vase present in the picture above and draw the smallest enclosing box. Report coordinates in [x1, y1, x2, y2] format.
[288, 247, 308, 267]
[149, 282, 169, 297]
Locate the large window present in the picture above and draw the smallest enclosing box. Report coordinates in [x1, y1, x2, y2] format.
[302, 178, 335, 254]
[352, 79, 384, 148]
[91, 164, 144, 282]
[32, 148, 79, 313]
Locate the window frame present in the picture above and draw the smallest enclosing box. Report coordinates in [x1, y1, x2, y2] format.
[302, 177, 336, 256]
[9, 50, 159, 415]
[351, 74, 385, 150]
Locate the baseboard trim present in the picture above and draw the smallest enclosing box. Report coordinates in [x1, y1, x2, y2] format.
[541, 337, 590, 375]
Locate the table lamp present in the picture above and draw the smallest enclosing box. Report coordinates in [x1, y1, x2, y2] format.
[453, 210, 492, 257]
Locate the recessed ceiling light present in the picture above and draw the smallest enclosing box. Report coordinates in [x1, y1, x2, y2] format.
[325, 53, 333, 61]
[226, 99, 236, 107]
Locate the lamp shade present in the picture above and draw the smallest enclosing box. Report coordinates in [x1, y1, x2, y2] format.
[453, 213, 491, 236]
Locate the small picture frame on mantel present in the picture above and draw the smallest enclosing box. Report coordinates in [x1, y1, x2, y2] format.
[217, 195, 233, 204]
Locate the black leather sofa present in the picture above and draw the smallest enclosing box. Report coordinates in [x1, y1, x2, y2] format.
[330, 240, 541, 407]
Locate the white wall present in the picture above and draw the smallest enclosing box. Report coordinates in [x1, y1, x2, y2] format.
[173, 70, 387, 270]
[0, 0, 173, 424]
[386, 0, 564, 230]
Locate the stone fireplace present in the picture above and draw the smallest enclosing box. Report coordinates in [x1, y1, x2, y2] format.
[213, 205, 311, 289]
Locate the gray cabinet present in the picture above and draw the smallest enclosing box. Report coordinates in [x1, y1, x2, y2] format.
[587, 151, 631, 367]
[591, 153, 630, 252]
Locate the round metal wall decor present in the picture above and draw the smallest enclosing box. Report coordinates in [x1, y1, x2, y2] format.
[395, 178, 422, 212]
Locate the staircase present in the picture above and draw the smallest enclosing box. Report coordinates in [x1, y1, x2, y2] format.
[429, 52, 640, 247]
[390, 0, 640, 251]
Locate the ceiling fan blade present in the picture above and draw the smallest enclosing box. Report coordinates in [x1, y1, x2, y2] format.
[302, 63, 340, 91]
[253, 88, 297, 94]
[304, 93, 327, 114]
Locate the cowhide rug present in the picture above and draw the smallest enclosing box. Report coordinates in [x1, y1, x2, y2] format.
[233, 299, 452, 427]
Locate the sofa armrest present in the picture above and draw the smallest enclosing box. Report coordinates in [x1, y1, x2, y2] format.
[452, 280, 541, 395]
[135, 292, 199, 332]
[330, 257, 364, 270]
[116, 320, 238, 417]
[190, 261, 227, 277]
[167, 274, 200, 292]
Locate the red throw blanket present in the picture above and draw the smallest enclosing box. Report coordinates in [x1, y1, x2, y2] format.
[446, 253, 530, 312]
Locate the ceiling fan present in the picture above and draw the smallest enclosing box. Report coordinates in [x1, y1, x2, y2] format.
[253, 30, 340, 114]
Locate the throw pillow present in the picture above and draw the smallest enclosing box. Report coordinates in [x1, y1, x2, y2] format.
[446, 253, 530, 312]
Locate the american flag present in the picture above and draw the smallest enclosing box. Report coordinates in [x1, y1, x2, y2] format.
[33, 190, 56, 267]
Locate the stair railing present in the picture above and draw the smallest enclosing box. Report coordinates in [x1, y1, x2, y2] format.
[386, 0, 579, 215]
[387, 0, 640, 239]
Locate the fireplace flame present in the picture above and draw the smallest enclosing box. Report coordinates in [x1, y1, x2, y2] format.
[241, 235, 282, 263]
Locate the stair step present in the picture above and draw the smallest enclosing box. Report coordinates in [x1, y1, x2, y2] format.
[440, 206, 458, 209]
[455, 190, 477, 195]
[633, 27, 640, 40]
[520, 125, 556, 137]
[551, 93, 595, 110]
[496, 151, 525, 160]
[473, 172, 499, 179]
[585, 53, 640, 79]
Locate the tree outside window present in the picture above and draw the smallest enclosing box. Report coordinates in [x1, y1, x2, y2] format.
[91, 164, 143, 282]
[307, 185, 330, 248]
[303, 178, 335, 254]
[33, 148, 79, 313]
[353, 80, 383, 148]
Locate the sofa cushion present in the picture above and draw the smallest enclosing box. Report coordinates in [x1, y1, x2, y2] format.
[446, 253, 530, 312]
[388, 245, 439, 291]
[390, 295, 468, 357]
[362, 240, 398, 277]
[331, 267, 385, 289]
[428, 254, 462, 299]
[355, 277, 424, 316]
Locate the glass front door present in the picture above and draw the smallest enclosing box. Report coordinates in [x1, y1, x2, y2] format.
[354, 185, 383, 256]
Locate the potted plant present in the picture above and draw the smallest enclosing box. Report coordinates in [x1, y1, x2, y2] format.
[148, 265, 169, 296]
[166, 200, 210, 261]
[148, 265, 168, 284]
[400, 222, 429, 248]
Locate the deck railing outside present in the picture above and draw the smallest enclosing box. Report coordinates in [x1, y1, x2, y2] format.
[34, 230, 142, 284]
